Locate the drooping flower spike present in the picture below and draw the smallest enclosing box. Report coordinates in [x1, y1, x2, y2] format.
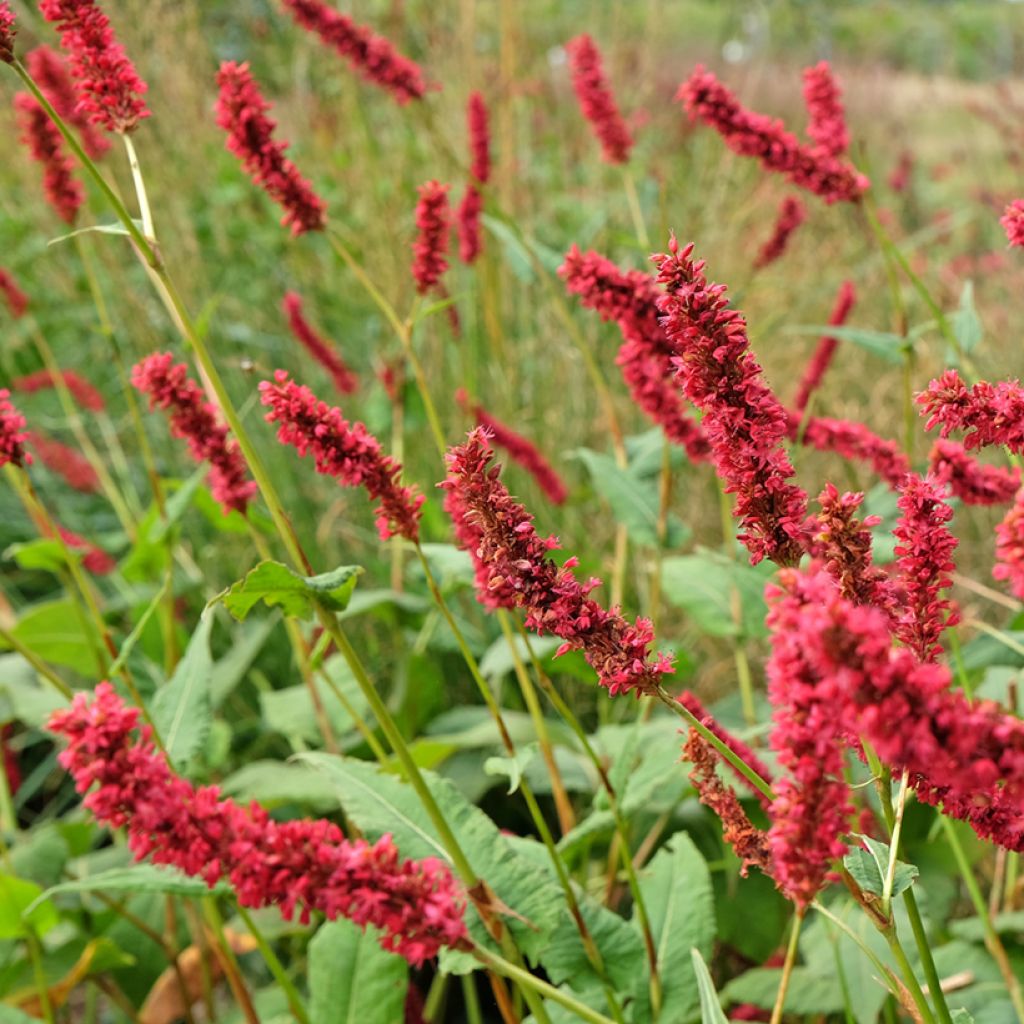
[0, 390, 31, 469]
[282, 291, 358, 395]
[655, 238, 809, 565]
[57, 525, 115, 574]
[752, 195, 805, 270]
[279, 0, 427, 105]
[39, 0, 150, 134]
[1002, 200, 1024, 248]
[48, 684, 468, 965]
[15, 93, 84, 224]
[25, 45, 110, 158]
[13, 369, 105, 412]
[565, 34, 633, 165]
[457, 91, 490, 264]
[0, 2, 15, 64]
[678, 66, 868, 204]
[919, 370, 1024, 452]
[411, 181, 450, 294]
[792, 280, 856, 413]
[929, 439, 1020, 506]
[27, 432, 99, 493]
[0, 267, 28, 319]
[441, 428, 673, 696]
[801, 61, 849, 157]
[215, 61, 327, 236]
[260, 371, 423, 542]
[795, 414, 910, 490]
[132, 353, 257, 516]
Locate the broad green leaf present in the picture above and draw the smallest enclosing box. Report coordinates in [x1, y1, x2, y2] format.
[308, 918, 406, 1024]
[220, 560, 362, 621]
[3, 539, 73, 574]
[0, 874, 59, 938]
[296, 753, 562, 965]
[477, 633, 593, 686]
[3, 600, 101, 674]
[843, 834, 918, 899]
[692, 948, 730, 1024]
[152, 610, 213, 770]
[0, 1007, 41, 1023]
[32, 865, 228, 910]
[722, 967, 847, 1015]
[631, 834, 716, 1022]
[220, 761, 342, 812]
[412, 544, 475, 591]
[950, 910, 1024, 943]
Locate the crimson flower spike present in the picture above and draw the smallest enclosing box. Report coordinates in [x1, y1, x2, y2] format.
[48, 684, 468, 964]
[791, 279, 856, 413]
[565, 34, 633, 164]
[13, 369, 105, 412]
[39, 0, 150, 134]
[25, 45, 110, 158]
[132, 353, 257, 516]
[15, 92, 84, 224]
[0, 267, 28, 319]
[279, 0, 427, 105]
[1002, 200, 1024, 248]
[752, 195, 805, 270]
[457, 91, 490, 264]
[558, 245, 710, 462]
[259, 371, 423, 542]
[0, 2, 15, 64]
[282, 291, 358, 395]
[654, 238, 810, 565]
[0, 390, 31, 469]
[929, 439, 1020, 506]
[995, 491, 1024, 599]
[678, 66, 868, 203]
[411, 181, 450, 294]
[454, 389, 568, 505]
[801, 61, 850, 157]
[27, 432, 99, 493]
[56, 524, 115, 574]
[215, 61, 327, 236]
[919, 370, 1024, 451]
[795, 414, 910, 490]
[441, 428, 673, 697]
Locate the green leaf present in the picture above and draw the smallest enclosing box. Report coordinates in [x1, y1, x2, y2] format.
[0, 874, 59, 938]
[790, 324, 911, 363]
[31, 865, 229, 910]
[631, 834, 716, 1022]
[295, 753, 562, 965]
[484, 746, 537, 795]
[3, 538, 74, 574]
[691, 948, 730, 1024]
[722, 967, 848, 1015]
[220, 560, 362, 621]
[951, 1011, 976, 1024]
[843, 833, 918, 899]
[47, 219, 144, 245]
[2, 600, 100, 673]
[220, 761, 342, 812]
[950, 910, 1024, 943]
[308, 918, 407, 1024]
[152, 610, 213, 770]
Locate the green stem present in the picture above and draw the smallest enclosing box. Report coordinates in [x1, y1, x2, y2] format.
[234, 903, 310, 1024]
[769, 910, 804, 1024]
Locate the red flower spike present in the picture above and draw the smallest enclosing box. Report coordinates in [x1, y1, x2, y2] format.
[39, 0, 150, 134]
[678, 66, 868, 204]
[441, 428, 673, 697]
[15, 92, 84, 224]
[792, 280, 856, 413]
[558, 246, 710, 462]
[48, 684, 467, 964]
[13, 369, 105, 412]
[58, 525, 115, 574]
[565, 34, 633, 165]
[132, 353, 257, 516]
[654, 238, 810, 565]
[0, 390, 31, 469]
[796, 414, 910, 490]
[279, 0, 427, 105]
[1002, 200, 1024, 248]
[27, 432, 99, 493]
[456, 92, 490, 264]
[0, 268, 28, 319]
[215, 62, 327, 236]
[455, 390, 568, 506]
[0, 2, 16, 64]
[929, 439, 1020, 506]
[411, 181, 450, 294]
[752, 195, 806, 270]
[995, 489, 1024, 599]
[919, 370, 1024, 452]
[259, 371, 423, 542]
[25, 45, 111, 158]
[282, 292, 358, 395]
[801, 61, 849, 158]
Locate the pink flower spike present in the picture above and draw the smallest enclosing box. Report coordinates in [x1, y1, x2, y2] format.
[0, 268, 28, 319]
[753, 195, 806, 270]
[456, 92, 491, 264]
[441, 429, 673, 696]
[929, 439, 1020, 506]
[0, 390, 31, 469]
[1002, 200, 1024, 248]
[39, 0, 150, 134]
[27, 432, 99, 493]
[47, 683, 467, 964]
[995, 489, 1024, 599]
[796, 415, 910, 490]
[792, 280, 856, 413]
[15, 92, 84, 224]
[801, 61, 850, 157]
[215, 61, 327, 236]
[654, 238, 810, 565]
[12, 369, 105, 412]
[411, 181, 450, 294]
[565, 34, 633, 164]
[131, 353, 256, 516]
[259, 371, 423, 542]
[0, 2, 16, 64]
[279, 0, 427, 105]
[57, 525, 115, 574]
[678, 65, 868, 204]
[918, 371, 1024, 453]
[282, 291, 358, 395]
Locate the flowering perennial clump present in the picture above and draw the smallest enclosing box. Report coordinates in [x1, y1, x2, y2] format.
[0, 390, 31, 469]
[282, 291, 358, 395]
[441, 429, 673, 695]
[15, 93, 84, 224]
[39, 0, 150, 134]
[411, 181, 451, 294]
[131, 353, 256, 516]
[215, 61, 327, 236]
[565, 34, 633, 164]
[260, 371, 423, 542]
[753, 195, 806, 269]
[13, 369, 105, 412]
[48, 684, 468, 964]
[655, 238, 809, 565]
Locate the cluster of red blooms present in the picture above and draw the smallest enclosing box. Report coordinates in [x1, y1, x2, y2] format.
[752, 196, 805, 270]
[14, 92, 84, 224]
[131, 353, 256, 516]
[1002, 199, 1024, 248]
[26, 45, 110, 158]
[678, 66, 868, 204]
[995, 493, 1024, 599]
[0, 267, 28, 318]
[260, 371, 423, 542]
[801, 62, 849, 157]
[0, 390, 31, 469]
[455, 389, 568, 505]
[411, 181, 450, 294]
[795, 414, 910, 489]
[441, 429, 673, 696]
[565, 34, 633, 164]
[279, 0, 426, 105]
[282, 291, 358, 395]
[457, 92, 490, 264]
[0, 1, 15, 64]
[929, 439, 1020, 506]
[655, 238, 808, 565]
[39, 0, 150, 134]
[12, 369, 105, 412]
[58, 524, 115, 574]
[48, 684, 468, 964]
[558, 245, 710, 461]
[919, 370, 1024, 453]
[27, 432, 99, 493]
[791, 280, 856, 413]
[215, 62, 326, 236]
